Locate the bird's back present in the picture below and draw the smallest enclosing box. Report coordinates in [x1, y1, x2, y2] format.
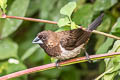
[57, 13, 104, 51]
[57, 28, 90, 50]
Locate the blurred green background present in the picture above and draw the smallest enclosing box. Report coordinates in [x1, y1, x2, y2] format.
[0, 0, 120, 80]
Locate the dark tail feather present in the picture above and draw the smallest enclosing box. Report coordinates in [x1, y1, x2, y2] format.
[87, 13, 104, 31]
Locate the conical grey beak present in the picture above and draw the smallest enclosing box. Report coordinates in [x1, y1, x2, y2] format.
[32, 36, 43, 44]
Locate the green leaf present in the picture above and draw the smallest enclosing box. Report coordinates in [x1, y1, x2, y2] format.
[55, 26, 71, 32]
[0, 59, 26, 79]
[102, 40, 120, 79]
[111, 17, 120, 37]
[104, 40, 120, 68]
[0, 0, 7, 13]
[94, 35, 106, 51]
[41, 68, 61, 78]
[39, 0, 58, 19]
[0, 19, 5, 33]
[7, 62, 27, 73]
[104, 40, 120, 69]
[44, 54, 51, 64]
[7, 62, 27, 80]
[1, 0, 29, 38]
[96, 38, 114, 54]
[60, 66, 81, 80]
[26, 0, 41, 16]
[45, 24, 58, 31]
[72, 4, 94, 27]
[110, 40, 120, 52]
[60, 2, 76, 17]
[93, 0, 118, 11]
[51, 58, 58, 63]
[0, 61, 8, 75]
[95, 67, 113, 80]
[0, 39, 18, 60]
[97, 15, 112, 32]
[57, 17, 70, 27]
[0, 61, 27, 80]
[18, 23, 42, 57]
[0, 9, 2, 17]
[104, 72, 118, 80]
[71, 22, 78, 29]
[95, 15, 113, 52]
[108, 64, 120, 73]
[27, 48, 47, 64]
[21, 45, 40, 61]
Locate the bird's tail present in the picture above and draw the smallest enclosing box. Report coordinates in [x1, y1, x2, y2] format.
[87, 13, 104, 31]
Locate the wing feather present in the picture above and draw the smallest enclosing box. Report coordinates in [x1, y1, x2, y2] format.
[57, 28, 91, 50]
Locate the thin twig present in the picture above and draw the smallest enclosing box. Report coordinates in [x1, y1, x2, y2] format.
[5, 15, 120, 40]
[0, 52, 120, 80]
[95, 67, 113, 80]
[93, 30, 120, 40]
[6, 16, 57, 24]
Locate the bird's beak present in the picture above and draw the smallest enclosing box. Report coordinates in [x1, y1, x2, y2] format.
[32, 36, 43, 44]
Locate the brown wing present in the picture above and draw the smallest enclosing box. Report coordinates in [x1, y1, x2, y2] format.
[56, 28, 91, 50]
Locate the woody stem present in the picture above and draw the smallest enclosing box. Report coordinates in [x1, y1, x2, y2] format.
[0, 52, 120, 80]
[5, 15, 120, 40]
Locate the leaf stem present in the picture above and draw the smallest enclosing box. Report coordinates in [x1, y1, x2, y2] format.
[5, 15, 120, 40]
[0, 52, 120, 80]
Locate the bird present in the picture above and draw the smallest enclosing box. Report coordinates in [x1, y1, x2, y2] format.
[32, 13, 104, 65]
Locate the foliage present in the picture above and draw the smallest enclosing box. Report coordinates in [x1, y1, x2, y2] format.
[0, 38, 18, 59]
[103, 40, 120, 80]
[1, 0, 29, 38]
[58, 2, 78, 30]
[0, 0, 7, 17]
[0, 0, 120, 80]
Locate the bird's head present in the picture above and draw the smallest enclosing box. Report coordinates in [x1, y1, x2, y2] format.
[32, 30, 59, 48]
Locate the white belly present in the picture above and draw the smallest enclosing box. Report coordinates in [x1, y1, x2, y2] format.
[54, 44, 84, 60]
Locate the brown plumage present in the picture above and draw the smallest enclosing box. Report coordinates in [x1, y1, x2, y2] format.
[57, 29, 91, 50]
[32, 13, 104, 60]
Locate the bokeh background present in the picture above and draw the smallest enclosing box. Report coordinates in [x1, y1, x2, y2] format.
[0, 0, 120, 80]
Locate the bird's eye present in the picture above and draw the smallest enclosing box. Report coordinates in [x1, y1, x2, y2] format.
[42, 36, 46, 40]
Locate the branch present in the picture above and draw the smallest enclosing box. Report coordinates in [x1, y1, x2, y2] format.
[93, 30, 120, 40]
[0, 52, 120, 80]
[6, 16, 57, 24]
[5, 15, 120, 40]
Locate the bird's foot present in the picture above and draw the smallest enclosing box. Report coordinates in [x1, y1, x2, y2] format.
[84, 50, 92, 63]
[55, 60, 61, 69]
[82, 48, 92, 63]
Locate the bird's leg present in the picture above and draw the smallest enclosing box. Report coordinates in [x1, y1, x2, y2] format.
[84, 50, 92, 63]
[82, 48, 92, 63]
[55, 60, 61, 68]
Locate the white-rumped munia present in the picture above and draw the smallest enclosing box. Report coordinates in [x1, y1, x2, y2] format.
[32, 13, 104, 65]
